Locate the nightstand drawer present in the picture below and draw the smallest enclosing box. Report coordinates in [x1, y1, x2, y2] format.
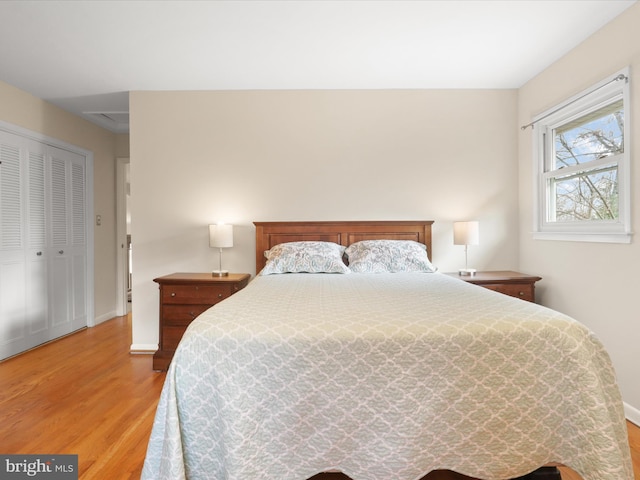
[162, 284, 232, 304]
[162, 304, 212, 325]
[482, 283, 534, 302]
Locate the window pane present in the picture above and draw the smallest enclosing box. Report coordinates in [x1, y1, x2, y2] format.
[550, 166, 618, 221]
[554, 99, 623, 169]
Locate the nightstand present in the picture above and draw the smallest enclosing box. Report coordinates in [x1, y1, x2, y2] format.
[445, 270, 542, 303]
[152, 272, 250, 371]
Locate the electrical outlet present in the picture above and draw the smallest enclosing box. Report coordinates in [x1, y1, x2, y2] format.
[96, 215, 102, 226]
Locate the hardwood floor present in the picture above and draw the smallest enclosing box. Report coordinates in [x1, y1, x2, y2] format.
[0, 314, 166, 479]
[0, 314, 638, 480]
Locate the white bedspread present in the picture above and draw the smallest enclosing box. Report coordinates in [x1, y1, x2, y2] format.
[142, 273, 633, 480]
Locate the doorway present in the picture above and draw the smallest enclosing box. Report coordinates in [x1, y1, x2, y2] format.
[116, 157, 131, 316]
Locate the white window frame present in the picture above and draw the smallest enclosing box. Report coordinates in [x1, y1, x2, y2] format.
[532, 67, 632, 243]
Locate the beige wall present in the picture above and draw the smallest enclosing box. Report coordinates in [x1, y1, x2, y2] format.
[0, 79, 119, 324]
[116, 133, 130, 158]
[3, 1, 637, 421]
[4, 2, 638, 419]
[518, 3, 640, 420]
[129, 89, 519, 350]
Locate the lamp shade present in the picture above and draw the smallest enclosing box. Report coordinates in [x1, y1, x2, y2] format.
[453, 221, 479, 246]
[209, 224, 234, 248]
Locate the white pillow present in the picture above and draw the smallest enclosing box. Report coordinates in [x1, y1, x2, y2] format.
[345, 240, 437, 273]
[260, 241, 351, 275]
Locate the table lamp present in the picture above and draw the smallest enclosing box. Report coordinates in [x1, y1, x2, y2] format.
[453, 221, 479, 276]
[209, 223, 233, 277]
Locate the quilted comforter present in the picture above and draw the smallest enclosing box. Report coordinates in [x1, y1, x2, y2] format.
[142, 272, 633, 480]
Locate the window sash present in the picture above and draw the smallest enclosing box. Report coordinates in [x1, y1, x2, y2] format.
[546, 164, 618, 223]
[542, 153, 621, 179]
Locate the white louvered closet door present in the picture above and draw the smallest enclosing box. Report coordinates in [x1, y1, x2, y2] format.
[49, 146, 87, 337]
[0, 135, 28, 359]
[26, 147, 49, 346]
[0, 131, 50, 358]
[0, 130, 88, 360]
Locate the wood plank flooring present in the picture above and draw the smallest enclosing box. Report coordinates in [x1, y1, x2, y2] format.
[0, 314, 638, 480]
[0, 314, 166, 479]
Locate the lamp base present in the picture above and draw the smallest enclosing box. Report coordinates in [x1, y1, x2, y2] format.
[458, 268, 477, 276]
[212, 270, 229, 277]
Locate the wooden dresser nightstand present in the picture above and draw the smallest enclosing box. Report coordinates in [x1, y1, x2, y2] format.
[152, 272, 250, 371]
[445, 270, 542, 303]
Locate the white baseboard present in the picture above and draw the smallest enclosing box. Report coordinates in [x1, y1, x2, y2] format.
[130, 343, 157, 354]
[624, 402, 640, 427]
[92, 310, 117, 326]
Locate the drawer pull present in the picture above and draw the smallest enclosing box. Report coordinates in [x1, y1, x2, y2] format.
[218, 293, 223, 298]
[519, 291, 525, 296]
[171, 292, 176, 297]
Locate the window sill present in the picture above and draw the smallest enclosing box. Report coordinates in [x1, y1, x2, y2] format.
[533, 231, 632, 244]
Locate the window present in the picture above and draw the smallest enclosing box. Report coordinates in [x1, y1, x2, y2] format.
[532, 68, 631, 243]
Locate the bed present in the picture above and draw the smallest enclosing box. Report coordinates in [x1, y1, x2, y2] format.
[142, 220, 633, 480]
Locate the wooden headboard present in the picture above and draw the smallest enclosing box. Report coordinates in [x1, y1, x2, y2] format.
[254, 221, 434, 272]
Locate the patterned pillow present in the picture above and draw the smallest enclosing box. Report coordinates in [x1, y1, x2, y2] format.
[261, 241, 351, 275]
[345, 240, 437, 273]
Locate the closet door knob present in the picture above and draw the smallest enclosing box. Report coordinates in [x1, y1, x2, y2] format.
[58, 250, 64, 254]
[36, 251, 42, 256]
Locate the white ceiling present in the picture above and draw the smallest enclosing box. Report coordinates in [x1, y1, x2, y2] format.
[0, 0, 635, 133]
